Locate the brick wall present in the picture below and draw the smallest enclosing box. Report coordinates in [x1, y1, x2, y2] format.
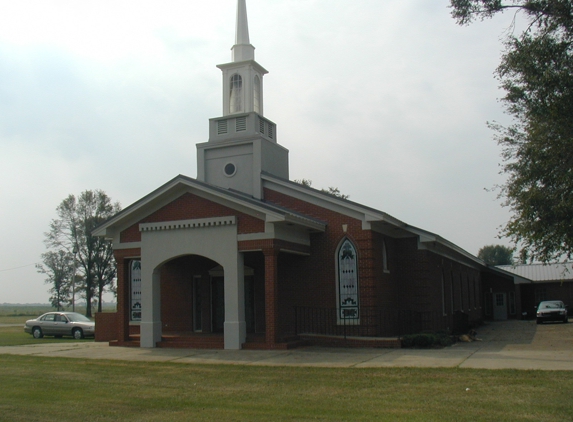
[94, 312, 118, 342]
[120, 192, 265, 243]
[264, 188, 391, 338]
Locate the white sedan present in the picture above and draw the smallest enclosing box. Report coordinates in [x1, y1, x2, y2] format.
[24, 312, 95, 339]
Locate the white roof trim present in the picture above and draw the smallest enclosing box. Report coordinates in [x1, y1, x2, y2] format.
[94, 175, 325, 239]
[140, 216, 236, 233]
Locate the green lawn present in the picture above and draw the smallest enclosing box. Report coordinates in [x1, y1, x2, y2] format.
[0, 325, 94, 346]
[0, 354, 571, 421]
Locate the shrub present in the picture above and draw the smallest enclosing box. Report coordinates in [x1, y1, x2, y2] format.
[401, 332, 453, 349]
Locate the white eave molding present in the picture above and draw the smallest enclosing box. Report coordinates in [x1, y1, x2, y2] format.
[140, 216, 237, 233]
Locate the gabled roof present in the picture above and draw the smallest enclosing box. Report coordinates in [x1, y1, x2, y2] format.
[93, 174, 326, 238]
[497, 263, 573, 283]
[261, 172, 486, 268]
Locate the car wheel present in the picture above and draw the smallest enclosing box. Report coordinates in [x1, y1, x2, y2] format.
[536, 318, 542, 325]
[72, 328, 84, 340]
[32, 327, 43, 339]
[564, 316, 569, 324]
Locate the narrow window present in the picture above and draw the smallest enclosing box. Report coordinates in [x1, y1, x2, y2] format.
[130, 260, 142, 321]
[441, 271, 446, 316]
[253, 75, 261, 114]
[474, 276, 479, 309]
[337, 239, 359, 322]
[459, 274, 464, 311]
[485, 292, 493, 316]
[230, 74, 243, 113]
[467, 275, 471, 311]
[450, 271, 454, 314]
[382, 240, 389, 272]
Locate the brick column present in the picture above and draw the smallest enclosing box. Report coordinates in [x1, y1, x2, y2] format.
[114, 253, 132, 343]
[263, 248, 279, 347]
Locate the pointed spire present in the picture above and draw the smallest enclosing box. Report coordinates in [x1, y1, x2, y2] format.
[235, 0, 250, 46]
[232, 0, 255, 62]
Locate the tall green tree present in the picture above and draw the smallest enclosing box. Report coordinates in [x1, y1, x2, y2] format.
[45, 190, 121, 317]
[36, 250, 74, 311]
[451, 0, 573, 263]
[478, 244, 515, 265]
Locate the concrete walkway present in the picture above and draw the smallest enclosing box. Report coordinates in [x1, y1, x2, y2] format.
[2, 320, 572, 370]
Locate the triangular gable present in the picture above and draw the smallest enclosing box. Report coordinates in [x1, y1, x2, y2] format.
[93, 175, 326, 244]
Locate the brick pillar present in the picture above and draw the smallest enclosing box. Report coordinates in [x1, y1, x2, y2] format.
[263, 248, 279, 347]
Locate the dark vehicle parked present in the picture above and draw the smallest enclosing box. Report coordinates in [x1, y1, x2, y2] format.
[24, 312, 95, 339]
[536, 301, 569, 324]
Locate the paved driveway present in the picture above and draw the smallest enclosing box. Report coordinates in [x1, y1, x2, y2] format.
[1, 320, 572, 370]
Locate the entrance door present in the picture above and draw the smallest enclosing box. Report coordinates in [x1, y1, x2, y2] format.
[211, 277, 225, 333]
[493, 292, 508, 320]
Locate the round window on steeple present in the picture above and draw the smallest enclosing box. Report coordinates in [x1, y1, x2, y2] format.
[224, 162, 237, 177]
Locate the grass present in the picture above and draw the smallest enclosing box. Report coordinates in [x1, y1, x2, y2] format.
[0, 355, 571, 421]
[0, 325, 94, 346]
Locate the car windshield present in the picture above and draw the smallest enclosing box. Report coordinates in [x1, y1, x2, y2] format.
[65, 313, 92, 322]
[539, 302, 562, 309]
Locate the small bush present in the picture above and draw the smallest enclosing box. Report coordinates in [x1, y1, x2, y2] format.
[401, 332, 453, 349]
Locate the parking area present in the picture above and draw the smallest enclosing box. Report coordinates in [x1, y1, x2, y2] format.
[1, 319, 572, 370]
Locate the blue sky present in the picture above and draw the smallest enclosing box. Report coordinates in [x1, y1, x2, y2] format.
[0, 0, 516, 303]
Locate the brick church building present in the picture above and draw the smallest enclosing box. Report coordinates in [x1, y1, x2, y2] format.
[94, 0, 516, 350]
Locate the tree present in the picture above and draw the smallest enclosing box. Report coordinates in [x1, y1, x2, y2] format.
[45, 190, 121, 316]
[478, 244, 515, 265]
[36, 250, 74, 311]
[450, 1, 573, 263]
[294, 179, 350, 200]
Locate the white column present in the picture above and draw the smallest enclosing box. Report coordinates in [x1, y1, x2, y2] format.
[140, 268, 162, 348]
[224, 252, 246, 349]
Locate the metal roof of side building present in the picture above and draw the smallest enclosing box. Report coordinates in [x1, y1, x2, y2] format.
[496, 263, 573, 283]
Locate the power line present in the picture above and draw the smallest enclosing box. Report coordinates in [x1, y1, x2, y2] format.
[0, 263, 38, 272]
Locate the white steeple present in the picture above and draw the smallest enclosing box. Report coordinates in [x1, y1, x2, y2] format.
[232, 0, 255, 62]
[216, 0, 268, 117]
[196, 0, 289, 200]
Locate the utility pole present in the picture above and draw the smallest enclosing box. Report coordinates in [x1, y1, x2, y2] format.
[72, 246, 77, 312]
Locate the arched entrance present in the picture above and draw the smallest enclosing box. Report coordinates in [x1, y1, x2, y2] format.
[139, 216, 246, 349]
[157, 258, 261, 347]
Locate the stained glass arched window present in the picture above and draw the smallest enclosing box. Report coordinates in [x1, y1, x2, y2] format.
[337, 238, 360, 321]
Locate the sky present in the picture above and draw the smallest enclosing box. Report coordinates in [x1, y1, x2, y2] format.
[0, 0, 518, 304]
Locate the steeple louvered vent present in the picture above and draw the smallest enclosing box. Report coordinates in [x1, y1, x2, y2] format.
[236, 116, 247, 132]
[217, 120, 228, 135]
